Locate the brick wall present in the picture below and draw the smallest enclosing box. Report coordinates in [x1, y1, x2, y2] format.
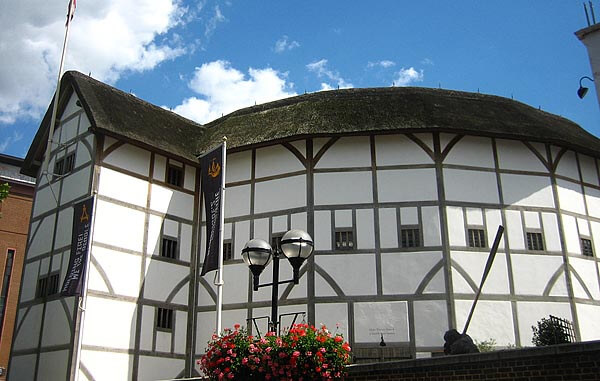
[0, 191, 33, 380]
[345, 340, 600, 381]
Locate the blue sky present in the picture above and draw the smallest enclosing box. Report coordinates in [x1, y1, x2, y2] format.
[1, 1, 599, 158]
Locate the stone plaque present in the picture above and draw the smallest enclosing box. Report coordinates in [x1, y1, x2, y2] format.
[353, 301, 409, 343]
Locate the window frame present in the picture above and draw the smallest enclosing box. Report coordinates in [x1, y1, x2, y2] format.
[36, 271, 60, 299]
[160, 235, 179, 260]
[0, 249, 15, 337]
[223, 240, 233, 262]
[156, 307, 174, 332]
[467, 228, 486, 248]
[526, 231, 544, 251]
[334, 228, 355, 251]
[53, 152, 76, 180]
[400, 226, 421, 248]
[581, 237, 594, 257]
[166, 163, 184, 188]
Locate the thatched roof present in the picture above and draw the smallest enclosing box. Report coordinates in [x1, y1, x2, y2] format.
[23, 71, 204, 175]
[23, 71, 600, 176]
[199, 87, 600, 156]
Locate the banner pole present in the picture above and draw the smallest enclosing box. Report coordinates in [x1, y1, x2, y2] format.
[215, 137, 227, 335]
[462, 225, 504, 335]
[69, 195, 97, 381]
[42, 0, 76, 176]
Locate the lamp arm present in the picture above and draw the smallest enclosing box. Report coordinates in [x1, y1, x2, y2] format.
[580, 76, 595, 86]
[254, 278, 296, 289]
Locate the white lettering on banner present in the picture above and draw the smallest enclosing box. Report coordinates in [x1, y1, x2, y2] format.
[207, 191, 220, 252]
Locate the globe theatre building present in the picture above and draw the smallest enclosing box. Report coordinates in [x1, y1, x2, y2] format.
[8, 71, 600, 380]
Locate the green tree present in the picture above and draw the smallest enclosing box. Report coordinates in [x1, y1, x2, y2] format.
[531, 317, 570, 346]
[0, 183, 9, 203]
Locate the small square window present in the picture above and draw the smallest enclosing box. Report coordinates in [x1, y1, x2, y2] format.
[526, 232, 544, 251]
[161, 237, 178, 259]
[157, 307, 173, 331]
[64, 153, 75, 173]
[335, 230, 355, 250]
[36, 277, 48, 299]
[53, 153, 76, 180]
[223, 241, 233, 261]
[47, 273, 59, 296]
[36, 273, 60, 298]
[401, 228, 421, 248]
[167, 164, 183, 187]
[468, 229, 486, 248]
[53, 158, 64, 180]
[581, 238, 594, 257]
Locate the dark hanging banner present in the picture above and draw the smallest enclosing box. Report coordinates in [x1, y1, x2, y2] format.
[61, 196, 94, 296]
[200, 144, 224, 276]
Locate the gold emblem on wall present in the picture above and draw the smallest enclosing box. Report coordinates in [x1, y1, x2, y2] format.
[80, 204, 89, 223]
[208, 158, 221, 178]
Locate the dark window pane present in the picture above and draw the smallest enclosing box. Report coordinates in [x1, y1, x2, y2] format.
[161, 237, 178, 259]
[167, 165, 183, 187]
[526, 232, 544, 251]
[157, 307, 173, 330]
[223, 242, 233, 261]
[53, 158, 64, 180]
[47, 273, 60, 296]
[468, 229, 486, 248]
[335, 230, 354, 250]
[64, 153, 75, 173]
[401, 228, 421, 248]
[0, 250, 15, 337]
[581, 238, 594, 257]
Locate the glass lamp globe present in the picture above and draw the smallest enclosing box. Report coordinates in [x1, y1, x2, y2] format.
[242, 239, 272, 275]
[280, 229, 314, 261]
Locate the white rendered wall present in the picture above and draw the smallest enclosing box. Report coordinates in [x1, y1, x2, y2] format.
[11, 89, 96, 381]
[79, 136, 198, 380]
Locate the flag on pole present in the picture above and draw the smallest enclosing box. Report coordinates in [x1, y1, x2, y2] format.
[200, 144, 225, 276]
[61, 196, 94, 296]
[66, 0, 77, 26]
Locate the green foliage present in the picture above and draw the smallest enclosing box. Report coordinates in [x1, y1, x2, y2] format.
[474, 338, 496, 352]
[0, 183, 9, 202]
[531, 317, 570, 346]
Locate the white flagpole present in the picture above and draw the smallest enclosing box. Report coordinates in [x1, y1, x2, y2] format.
[42, 0, 76, 176]
[215, 137, 227, 334]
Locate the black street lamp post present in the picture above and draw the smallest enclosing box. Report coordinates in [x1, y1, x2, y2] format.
[242, 229, 314, 333]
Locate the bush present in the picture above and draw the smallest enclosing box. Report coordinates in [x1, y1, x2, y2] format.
[531, 317, 570, 346]
[474, 338, 496, 352]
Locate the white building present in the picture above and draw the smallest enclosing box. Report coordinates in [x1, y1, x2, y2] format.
[9, 71, 600, 380]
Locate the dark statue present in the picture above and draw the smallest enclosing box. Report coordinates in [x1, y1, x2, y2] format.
[443, 329, 479, 355]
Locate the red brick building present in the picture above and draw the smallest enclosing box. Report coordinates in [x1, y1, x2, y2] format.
[0, 154, 34, 379]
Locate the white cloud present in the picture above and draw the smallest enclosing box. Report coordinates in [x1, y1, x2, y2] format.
[421, 58, 434, 66]
[319, 83, 334, 91]
[274, 35, 300, 53]
[205, 5, 226, 38]
[0, 131, 24, 153]
[306, 59, 353, 89]
[393, 67, 424, 86]
[172, 60, 296, 124]
[0, 0, 190, 125]
[367, 60, 396, 69]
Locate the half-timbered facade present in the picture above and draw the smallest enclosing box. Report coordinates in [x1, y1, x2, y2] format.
[8, 71, 600, 380]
